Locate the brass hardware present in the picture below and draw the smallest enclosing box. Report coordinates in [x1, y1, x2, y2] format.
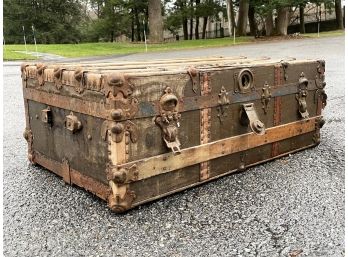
[187, 67, 199, 93]
[23, 128, 35, 163]
[101, 120, 138, 143]
[315, 89, 327, 109]
[36, 63, 46, 86]
[65, 112, 82, 133]
[41, 106, 52, 125]
[156, 87, 181, 154]
[74, 68, 85, 94]
[237, 69, 254, 93]
[106, 164, 139, 184]
[217, 86, 230, 122]
[104, 73, 134, 98]
[240, 103, 265, 135]
[108, 182, 136, 213]
[297, 73, 309, 119]
[111, 109, 123, 120]
[281, 61, 289, 81]
[261, 83, 272, 114]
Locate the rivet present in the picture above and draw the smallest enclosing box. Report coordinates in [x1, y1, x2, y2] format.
[87, 134, 92, 140]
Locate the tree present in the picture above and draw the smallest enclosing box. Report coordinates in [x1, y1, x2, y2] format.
[4, 0, 84, 44]
[275, 6, 289, 35]
[149, 0, 164, 42]
[226, 0, 236, 36]
[236, 0, 249, 36]
[248, 2, 257, 36]
[335, 0, 344, 29]
[299, 3, 305, 33]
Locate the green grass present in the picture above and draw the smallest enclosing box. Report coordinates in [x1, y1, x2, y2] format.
[3, 37, 252, 60]
[303, 29, 345, 38]
[3, 29, 344, 61]
[3, 47, 37, 60]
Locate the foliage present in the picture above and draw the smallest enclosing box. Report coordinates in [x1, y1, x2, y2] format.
[3, 0, 84, 44]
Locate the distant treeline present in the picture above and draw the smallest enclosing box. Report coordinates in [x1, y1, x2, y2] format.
[3, 0, 344, 44]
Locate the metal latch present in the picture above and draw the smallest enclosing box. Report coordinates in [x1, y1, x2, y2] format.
[240, 103, 265, 135]
[41, 106, 52, 125]
[297, 72, 309, 119]
[65, 112, 82, 133]
[261, 83, 272, 114]
[156, 87, 181, 154]
[217, 86, 230, 122]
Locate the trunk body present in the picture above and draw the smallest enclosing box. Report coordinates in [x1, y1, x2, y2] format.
[202, 17, 208, 39]
[300, 5, 305, 34]
[148, 0, 164, 43]
[22, 57, 327, 213]
[236, 0, 249, 36]
[276, 7, 289, 36]
[248, 4, 257, 36]
[335, 0, 344, 30]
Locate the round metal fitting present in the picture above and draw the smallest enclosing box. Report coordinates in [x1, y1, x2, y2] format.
[111, 123, 124, 134]
[111, 109, 123, 120]
[251, 120, 265, 134]
[108, 74, 125, 87]
[113, 168, 127, 184]
[238, 69, 254, 93]
[160, 94, 178, 112]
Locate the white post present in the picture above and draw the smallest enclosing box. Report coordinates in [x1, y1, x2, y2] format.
[32, 25, 39, 59]
[22, 26, 28, 54]
[143, 19, 148, 52]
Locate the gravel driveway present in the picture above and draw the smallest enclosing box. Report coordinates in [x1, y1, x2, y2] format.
[3, 36, 344, 257]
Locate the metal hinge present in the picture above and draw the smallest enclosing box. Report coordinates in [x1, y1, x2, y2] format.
[155, 87, 181, 154]
[297, 72, 309, 119]
[240, 103, 265, 135]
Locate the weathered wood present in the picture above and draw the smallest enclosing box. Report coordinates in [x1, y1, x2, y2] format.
[119, 117, 317, 181]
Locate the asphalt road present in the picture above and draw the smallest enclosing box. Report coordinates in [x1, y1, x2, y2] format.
[3, 36, 344, 257]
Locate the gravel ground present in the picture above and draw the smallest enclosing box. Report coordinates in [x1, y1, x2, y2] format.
[3, 36, 344, 257]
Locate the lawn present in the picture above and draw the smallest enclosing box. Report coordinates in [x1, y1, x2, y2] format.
[3, 36, 252, 60]
[3, 29, 344, 61]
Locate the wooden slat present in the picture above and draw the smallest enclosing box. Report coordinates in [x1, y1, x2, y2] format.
[119, 117, 317, 181]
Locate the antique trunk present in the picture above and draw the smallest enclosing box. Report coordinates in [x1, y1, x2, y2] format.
[21, 56, 327, 213]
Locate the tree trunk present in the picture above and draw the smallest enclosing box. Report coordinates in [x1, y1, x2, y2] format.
[131, 9, 135, 42]
[335, 0, 344, 29]
[299, 4, 305, 33]
[195, 0, 200, 39]
[189, 0, 193, 39]
[183, 18, 188, 40]
[226, 0, 233, 36]
[276, 7, 289, 36]
[135, 7, 141, 41]
[110, 31, 114, 42]
[236, 0, 249, 36]
[148, 0, 163, 43]
[265, 10, 274, 36]
[248, 4, 257, 36]
[202, 16, 208, 39]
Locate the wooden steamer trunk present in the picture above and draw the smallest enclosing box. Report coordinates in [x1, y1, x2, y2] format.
[21, 57, 327, 213]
